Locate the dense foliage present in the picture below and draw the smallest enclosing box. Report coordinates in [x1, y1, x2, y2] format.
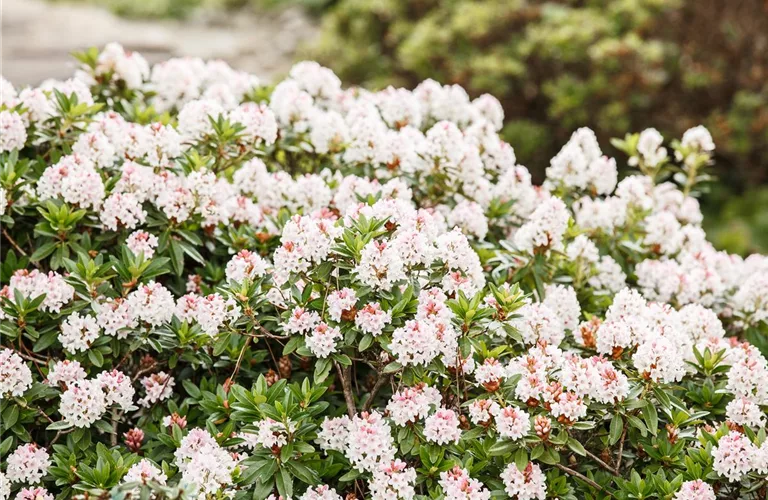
[48, 0, 331, 20]
[1, 44, 768, 500]
[307, 0, 768, 247]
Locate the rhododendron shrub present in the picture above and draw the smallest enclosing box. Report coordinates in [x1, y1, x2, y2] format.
[1, 45, 768, 500]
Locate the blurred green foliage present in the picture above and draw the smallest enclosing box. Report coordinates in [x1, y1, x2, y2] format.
[51, 0, 334, 18]
[51, 0, 204, 18]
[703, 187, 768, 256]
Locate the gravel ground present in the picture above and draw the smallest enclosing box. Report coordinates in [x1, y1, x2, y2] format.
[2, 0, 318, 86]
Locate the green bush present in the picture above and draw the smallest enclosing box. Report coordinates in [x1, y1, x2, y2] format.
[307, 0, 768, 194]
[49, 0, 203, 18]
[49, 0, 333, 18]
[703, 186, 768, 256]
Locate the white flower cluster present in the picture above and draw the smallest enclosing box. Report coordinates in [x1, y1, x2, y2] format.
[174, 428, 237, 497]
[0, 349, 32, 398]
[5, 444, 50, 484]
[313, 411, 421, 499]
[318, 411, 396, 473]
[175, 293, 240, 336]
[712, 431, 768, 482]
[122, 459, 168, 488]
[59, 368, 136, 427]
[439, 466, 491, 500]
[2, 270, 74, 315]
[501, 462, 547, 500]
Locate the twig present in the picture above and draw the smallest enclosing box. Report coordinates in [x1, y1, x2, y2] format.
[263, 336, 280, 374]
[131, 363, 159, 383]
[15, 349, 48, 366]
[116, 328, 151, 370]
[14, 398, 54, 424]
[362, 372, 390, 412]
[244, 330, 290, 341]
[335, 362, 356, 418]
[17, 339, 47, 363]
[585, 449, 619, 476]
[228, 336, 252, 383]
[554, 463, 611, 496]
[110, 408, 122, 446]
[37, 407, 55, 424]
[615, 427, 627, 474]
[24, 352, 48, 379]
[50, 428, 73, 445]
[248, 321, 290, 341]
[2, 228, 37, 267]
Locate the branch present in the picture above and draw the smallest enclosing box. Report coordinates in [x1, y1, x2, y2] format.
[615, 427, 627, 474]
[110, 408, 122, 446]
[335, 362, 356, 418]
[554, 463, 611, 496]
[50, 428, 73, 445]
[2, 227, 27, 257]
[585, 449, 619, 476]
[131, 361, 160, 382]
[228, 336, 252, 384]
[14, 398, 54, 424]
[15, 349, 47, 366]
[362, 372, 390, 412]
[252, 323, 290, 340]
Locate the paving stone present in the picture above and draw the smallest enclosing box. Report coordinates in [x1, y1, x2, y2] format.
[2, 0, 318, 86]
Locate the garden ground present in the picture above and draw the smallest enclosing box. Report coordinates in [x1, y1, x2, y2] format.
[2, 0, 317, 85]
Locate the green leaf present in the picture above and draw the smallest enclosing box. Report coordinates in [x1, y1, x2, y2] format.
[282, 336, 302, 355]
[213, 332, 232, 356]
[33, 331, 59, 352]
[276, 468, 293, 499]
[2, 405, 19, 429]
[30, 241, 58, 262]
[169, 239, 184, 276]
[339, 468, 362, 482]
[644, 401, 659, 436]
[626, 414, 647, 437]
[382, 361, 402, 374]
[514, 448, 528, 471]
[358, 334, 374, 352]
[285, 461, 319, 485]
[653, 387, 671, 409]
[567, 438, 586, 456]
[538, 447, 560, 465]
[183, 379, 202, 399]
[47, 420, 74, 431]
[333, 353, 352, 366]
[0, 435, 13, 455]
[609, 414, 623, 445]
[252, 480, 274, 499]
[94, 418, 114, 434]
[88, 349, 104, 367]
[488, 440, 516, 457]
[314, 357, 332, 384]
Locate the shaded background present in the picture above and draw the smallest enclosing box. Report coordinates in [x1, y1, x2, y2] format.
[4, 0, 768, 254]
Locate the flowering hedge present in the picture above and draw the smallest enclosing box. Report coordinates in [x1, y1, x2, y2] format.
[1, 43, 768, 500]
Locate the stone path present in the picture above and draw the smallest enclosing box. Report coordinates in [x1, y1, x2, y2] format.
[1, 0, 318, 86]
